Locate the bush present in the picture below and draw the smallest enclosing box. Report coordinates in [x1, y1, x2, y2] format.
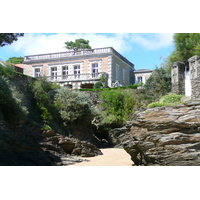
[0, 63, 15, 78]
[0, 74, 28, 123]
[148, 102, 169, 108]
[145, 67, 171, 101]
[93, 81, 103, 89]
[160, 93, 184, 104]
[31, 78, 60, 124]
[148, 93, 184, 108]
[99, 89, 136, 126]
[131, 82, 144, 89]
[54, 87, 96, 125]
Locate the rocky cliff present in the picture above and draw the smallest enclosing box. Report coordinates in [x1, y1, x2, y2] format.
[110, 101, 200, 165]
[0, 73, 102, 166]
[0, 110, 102, 166]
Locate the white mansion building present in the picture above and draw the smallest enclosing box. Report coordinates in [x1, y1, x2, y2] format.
[23, 47, 135, 89]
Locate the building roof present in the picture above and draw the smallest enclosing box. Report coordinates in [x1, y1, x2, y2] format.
[23, 47, 134, 68]
[14, 64, 24, 69]
[134, 69, 153, 73]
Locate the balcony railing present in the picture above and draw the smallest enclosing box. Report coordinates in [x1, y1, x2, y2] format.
[39, 72, 107, 82]
[24, 47, 112, 62]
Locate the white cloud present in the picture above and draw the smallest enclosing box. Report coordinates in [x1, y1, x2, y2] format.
[8, 33, 131, 56]
[6, 33, 174, 58]
[130, 33, 174, 50]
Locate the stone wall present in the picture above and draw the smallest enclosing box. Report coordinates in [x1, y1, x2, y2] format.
[188, 55, 200, 100]
[171, 61, 185, 95]
[172, 55, 200, 100]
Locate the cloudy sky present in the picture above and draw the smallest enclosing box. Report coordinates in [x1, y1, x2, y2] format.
[0, 33, 174, 70]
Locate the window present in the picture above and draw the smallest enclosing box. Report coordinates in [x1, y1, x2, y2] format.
[137, 76, 143, 83]
[34, 68, 41, 78]
[122, 68, 125, 82]
[74, 65, 80, 79]
[51, 67, 57, 80]
[62, 66, 69, 79]
[116, 64, 119, 80]
[92, 63, 98, 78]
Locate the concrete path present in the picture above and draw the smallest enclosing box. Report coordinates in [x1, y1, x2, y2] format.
[69, 148, 133, 166]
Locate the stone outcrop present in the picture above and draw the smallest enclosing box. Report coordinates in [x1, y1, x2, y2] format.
[0, 116, 102, 166]
[0, 72, 103, 166]
[111, 101, 200, 165]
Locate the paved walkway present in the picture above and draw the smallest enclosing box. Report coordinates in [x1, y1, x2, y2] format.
[69, 148, 133, 166]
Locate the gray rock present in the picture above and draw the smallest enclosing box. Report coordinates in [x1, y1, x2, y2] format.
[111, 104, 200, 166]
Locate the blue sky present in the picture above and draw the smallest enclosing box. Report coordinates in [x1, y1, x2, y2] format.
[0, 33, 175, 70]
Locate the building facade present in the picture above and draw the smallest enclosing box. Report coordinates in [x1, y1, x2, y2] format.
[23, 47, 134, 89]
[134, 69, 153, 84]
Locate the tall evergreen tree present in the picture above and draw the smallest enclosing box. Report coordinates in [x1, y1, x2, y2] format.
[169, 33, 200, 63]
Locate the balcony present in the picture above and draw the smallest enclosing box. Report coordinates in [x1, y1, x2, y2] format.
[41, 72, 107, 83]
[24, 47, 113, 62]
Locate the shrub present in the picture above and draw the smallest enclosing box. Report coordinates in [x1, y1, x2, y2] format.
[93, 81, 103, 89]
[54, 87, 96, 125]
[99, 89, 136, 126]
[148, 102, 169, 108]
[145, 67, 171, 101]
[0, 63, 15, 78]
[42, 124, 52, 131]
[160, 93, 184, 104]
[131, 82, 144, 89]
[148, 93, 184, 108]
[0, 74, 28, 123]
[31, 78, 59, 124]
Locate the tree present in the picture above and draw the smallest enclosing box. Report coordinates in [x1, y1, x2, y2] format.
[6, 57, 24, 64]
[0, 33, 24, 47]
[64, 38, 92, 51]
[145, 66, 171, 101]
[169, 33, 200, 64]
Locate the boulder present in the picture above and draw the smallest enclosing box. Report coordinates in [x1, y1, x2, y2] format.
[112, 101, 200, 166]
[57, 137, 102, 157]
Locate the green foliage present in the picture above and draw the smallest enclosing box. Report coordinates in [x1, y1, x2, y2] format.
[0, 62, 15, 78]
[31, 78, 60, 124]
[99, 74, 107, 88]
[93, 81, 103, 89]
[145, 66, 171, 101]
[0, 72, 28, 123]
[160, 93, 184, 104]
[99, 89, 136, 126]
[65, 38, 92, 51]
[132, 82, 144, 89]
[6, 57, 24, 64]
[148, 102, 169, 108]
[148, 93, 184, 108]
[42, 124, 52, 131]
[54, 87, 96, 125]
[169, 33, 200, 63]
[80, 83, 144, 91]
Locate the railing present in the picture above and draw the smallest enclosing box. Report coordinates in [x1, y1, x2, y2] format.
[40, 72, 107, 82]
[24, 47, 112, 62]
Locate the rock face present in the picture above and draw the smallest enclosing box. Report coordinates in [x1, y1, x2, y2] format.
[112, 101, 200, 166]
[0, 117, 102, 166]
[57, 137, 102, 157]
[0, 72, 103, 166]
